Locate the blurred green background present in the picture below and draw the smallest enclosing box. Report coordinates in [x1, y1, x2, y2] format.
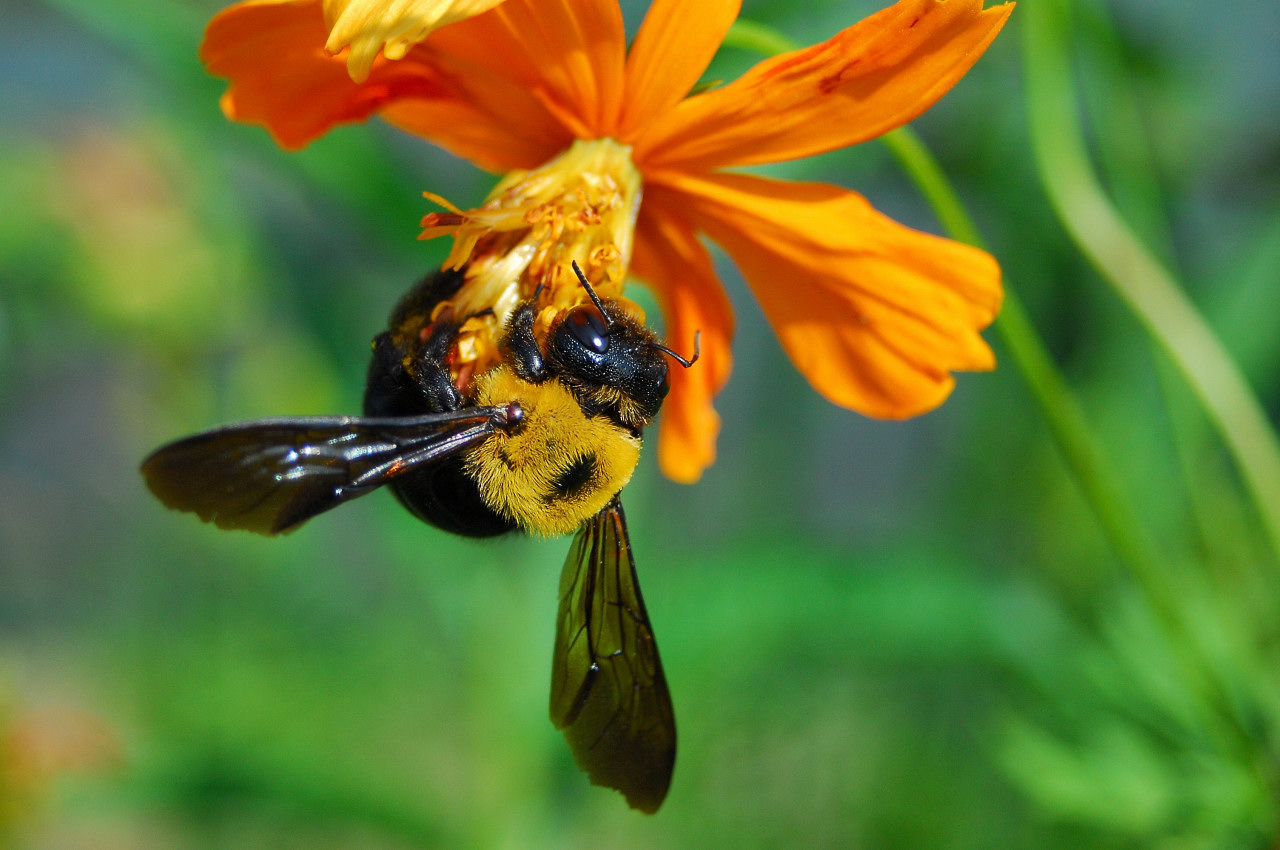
[3, 0, 1280, 846]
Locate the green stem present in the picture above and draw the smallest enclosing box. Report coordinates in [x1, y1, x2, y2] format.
[1023, 0, 1280, 563]
[720, 18, 799, 58]
[877, 129, 983, 246]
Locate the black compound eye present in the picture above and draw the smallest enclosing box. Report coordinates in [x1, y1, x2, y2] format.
[564, 306, 609, 355]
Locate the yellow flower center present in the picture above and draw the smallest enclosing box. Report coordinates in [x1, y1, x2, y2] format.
[420, 138, 643, 382]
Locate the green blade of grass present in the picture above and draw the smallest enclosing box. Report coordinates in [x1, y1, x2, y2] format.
[1022, 0, 1280, 563]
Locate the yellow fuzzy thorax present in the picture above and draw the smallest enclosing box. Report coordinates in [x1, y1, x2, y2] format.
[463, 368, 641, 537]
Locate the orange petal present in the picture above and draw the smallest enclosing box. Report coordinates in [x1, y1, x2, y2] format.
[380, 0, 617, 160]
[463, 0, 626, 134]
[322, 0, 509, 83]
[631, 200, 735, 484]
[202, 0, 562, 164]
[650, 172, 1000, 418]
[201, 0, 446, 149]
[635, 0, 1013, 173]
[381, 18, 583, 170]
[381, 99, 563, 172]
[616, 0, 741, 139]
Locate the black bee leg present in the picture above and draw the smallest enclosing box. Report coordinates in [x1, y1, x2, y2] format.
[364, 321, 463, 417]
[410, 319, 465, 412]
[505, 299, 547, 382]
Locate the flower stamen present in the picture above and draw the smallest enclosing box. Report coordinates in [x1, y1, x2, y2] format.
[418, 138, 644, 384]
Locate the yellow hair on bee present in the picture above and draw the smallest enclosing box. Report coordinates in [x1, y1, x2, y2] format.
[464, 369, 641, 536]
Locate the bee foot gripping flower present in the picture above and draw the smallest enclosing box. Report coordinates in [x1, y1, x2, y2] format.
[419, 138, 645, 383]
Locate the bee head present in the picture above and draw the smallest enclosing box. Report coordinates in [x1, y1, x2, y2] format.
[547, 263, 698, 429]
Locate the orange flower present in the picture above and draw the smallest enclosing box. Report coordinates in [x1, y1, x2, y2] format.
[202, 0, 1013, 483]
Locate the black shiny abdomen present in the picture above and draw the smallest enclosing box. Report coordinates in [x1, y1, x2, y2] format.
[362, 268, 516, 538]
[386, 454, 513, 537]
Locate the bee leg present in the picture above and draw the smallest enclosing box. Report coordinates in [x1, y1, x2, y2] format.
[409, 318, 466, 412]
[504, 299, 547, 383]
[365, 323, 463, 416]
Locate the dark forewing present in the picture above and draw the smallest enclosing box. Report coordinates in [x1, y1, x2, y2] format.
[141, 407, 509, 535]
[549, 498, 676, 813]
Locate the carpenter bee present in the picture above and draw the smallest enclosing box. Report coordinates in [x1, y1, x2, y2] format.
[141, 262, 696, 813]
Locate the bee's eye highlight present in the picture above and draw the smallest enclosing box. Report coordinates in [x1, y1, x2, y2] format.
[565, 306, 609, 354]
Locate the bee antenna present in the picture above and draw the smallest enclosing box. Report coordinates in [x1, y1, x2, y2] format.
[655, 331, 700, 369]
[571, 260, 613, 327]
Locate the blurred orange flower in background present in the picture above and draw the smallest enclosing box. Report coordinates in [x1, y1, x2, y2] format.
[0, 700, 117, 833]
[201, 0, 1013, 483]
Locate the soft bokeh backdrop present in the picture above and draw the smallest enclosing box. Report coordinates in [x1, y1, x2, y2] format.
[3, 0, 1280, 847]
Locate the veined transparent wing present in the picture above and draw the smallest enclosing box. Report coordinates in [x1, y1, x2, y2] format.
[550, 498, 676, 813]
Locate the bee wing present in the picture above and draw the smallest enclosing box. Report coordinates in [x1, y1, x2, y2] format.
[550, 497, 676, 813]
[141, 406, 511, 535]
